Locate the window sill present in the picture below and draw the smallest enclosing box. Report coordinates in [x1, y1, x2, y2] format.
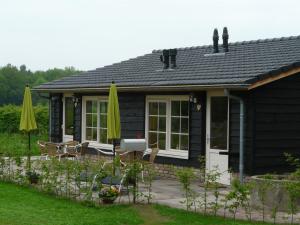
[146, 148, 189, 159]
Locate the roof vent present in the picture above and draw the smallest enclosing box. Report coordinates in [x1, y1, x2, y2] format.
[213, 28, 219, 53]
[160, 49, 177, 69]
[170, 49, 177, 69]
[222, 27, 229, 52]
[160, 50, 170, 69]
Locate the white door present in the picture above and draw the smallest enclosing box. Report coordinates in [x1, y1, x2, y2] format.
[206, 91, 231, 185]
[63, 95, 74, 142]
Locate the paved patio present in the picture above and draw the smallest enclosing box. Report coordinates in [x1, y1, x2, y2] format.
[118, 178, 300, 224]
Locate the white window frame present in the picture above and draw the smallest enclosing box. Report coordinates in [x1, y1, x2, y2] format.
[82, 96, 113, 150]
[63, 94, 74, 142]
[145, 95, 189, 159]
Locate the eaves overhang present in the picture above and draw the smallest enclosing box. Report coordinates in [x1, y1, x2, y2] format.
[33, 83, 249, 93]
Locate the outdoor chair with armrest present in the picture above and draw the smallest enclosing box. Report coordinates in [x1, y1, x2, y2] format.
[64, 140, 79, 146]
[37, 140, 48, 158]
[90, 149, 144, 196]
[141, 146, 159, 182]
[44, 142, 63, 160]
[65, 142, 89, 160]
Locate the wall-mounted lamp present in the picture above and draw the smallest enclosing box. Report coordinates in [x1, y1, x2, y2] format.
[189, 93, 201, 112]
[72, 95, 79, 108]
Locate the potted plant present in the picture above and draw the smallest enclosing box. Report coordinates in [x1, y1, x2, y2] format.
[26, 171, 40, 184]
[99, 186, 119, 204]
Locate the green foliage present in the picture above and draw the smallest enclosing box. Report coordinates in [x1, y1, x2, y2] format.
[176, 167, 197, 211]
[0, 104, 48, 134]
[285, 181, 300, 224]
[206, 168, 221, 216]
[284, 153, 300, 224]
[284, 153, 300, 180]
[0, 133, 47, 156]
[0, 64, 80, 105]
[225, 179, 252, 220]
[257, 178, 271, 222]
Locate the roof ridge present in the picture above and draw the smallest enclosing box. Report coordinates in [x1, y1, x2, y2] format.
[95, 53, 153, 70]
[152, 35, 300, 53]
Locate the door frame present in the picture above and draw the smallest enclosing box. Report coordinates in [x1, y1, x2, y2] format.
[205, 90, 230, 182]
[62, 94, 74, 142]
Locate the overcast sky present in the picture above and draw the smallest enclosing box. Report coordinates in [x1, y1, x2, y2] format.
[0, 0, 299, 71]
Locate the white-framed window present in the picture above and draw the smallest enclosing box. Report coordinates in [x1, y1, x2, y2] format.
[82, 96, 112, 149]
[145, 95, 189, 159]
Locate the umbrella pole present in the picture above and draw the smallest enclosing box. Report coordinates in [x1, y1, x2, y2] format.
[27, 132, 31, 171]
[112, 139, 115, 176]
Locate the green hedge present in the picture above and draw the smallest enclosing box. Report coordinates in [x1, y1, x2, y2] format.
[0, 105, 48, 134]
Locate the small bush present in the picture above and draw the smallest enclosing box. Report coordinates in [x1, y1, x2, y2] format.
[0, 104, 48, 134]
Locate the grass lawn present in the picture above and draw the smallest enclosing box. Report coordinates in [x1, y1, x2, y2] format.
[0, 182, 277, 225]
[0, 133, 46, 156]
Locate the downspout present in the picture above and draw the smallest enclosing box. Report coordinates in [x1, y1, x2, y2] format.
[224, 89, 245, 184]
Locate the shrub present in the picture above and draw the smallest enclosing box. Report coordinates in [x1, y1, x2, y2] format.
[176, 167, 197, 211]
[0, 104, 48, 134]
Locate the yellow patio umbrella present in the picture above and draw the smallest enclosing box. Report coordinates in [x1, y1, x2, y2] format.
[19, 85, 37, 170]
[107, 81, 121, 158]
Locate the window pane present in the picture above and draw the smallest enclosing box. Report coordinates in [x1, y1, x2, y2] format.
[210, 97, 228, 150]
[181, 101, 189, 116]
[86, 101, 92, 113]
[92, 128, 97, 141]
[86, 128, 92, 140]
[92, 101, 97, 113]
[171, 134, 180, 149]
[86, 114, 92, 127]
[100, 102, 107, 114]
[148, 132, 157, 148]
[100, 114, 107, 128]
[92, 114, 97, 127]
[158, 117, 166, 132]
[149, 102, 158, 115]
[181, 135, 189, 150]
[158, 133, 166, 150]
[65, 97, 74, 135]
[100, 129, 107, 144]
[159, 103, 166, 115]
[181, 118, 189, 134]
[149, 116, 158, 131]
[171, 101, 180, 116]
[171, 117, 180, 133]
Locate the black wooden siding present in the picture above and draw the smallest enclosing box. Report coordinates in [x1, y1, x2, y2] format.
[249, 73, 300, 174]
[229, 74, 300, 175]
[118, 93, 145, 139]
[73, 94, 82, 142]
[49, 91, 206, 167]
[50, 93, 63, 143]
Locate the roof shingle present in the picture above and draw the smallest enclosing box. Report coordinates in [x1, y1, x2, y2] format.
[35, 35, 300, 91]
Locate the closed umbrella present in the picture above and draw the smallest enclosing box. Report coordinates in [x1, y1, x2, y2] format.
[19, 85, 37, 170]
[107, 81, 121, 159]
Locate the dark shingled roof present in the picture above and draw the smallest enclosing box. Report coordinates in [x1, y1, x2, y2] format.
[35, 35, 300, 91]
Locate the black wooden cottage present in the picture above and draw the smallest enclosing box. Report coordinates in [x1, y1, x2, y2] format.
[35, 29, 300, 184]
